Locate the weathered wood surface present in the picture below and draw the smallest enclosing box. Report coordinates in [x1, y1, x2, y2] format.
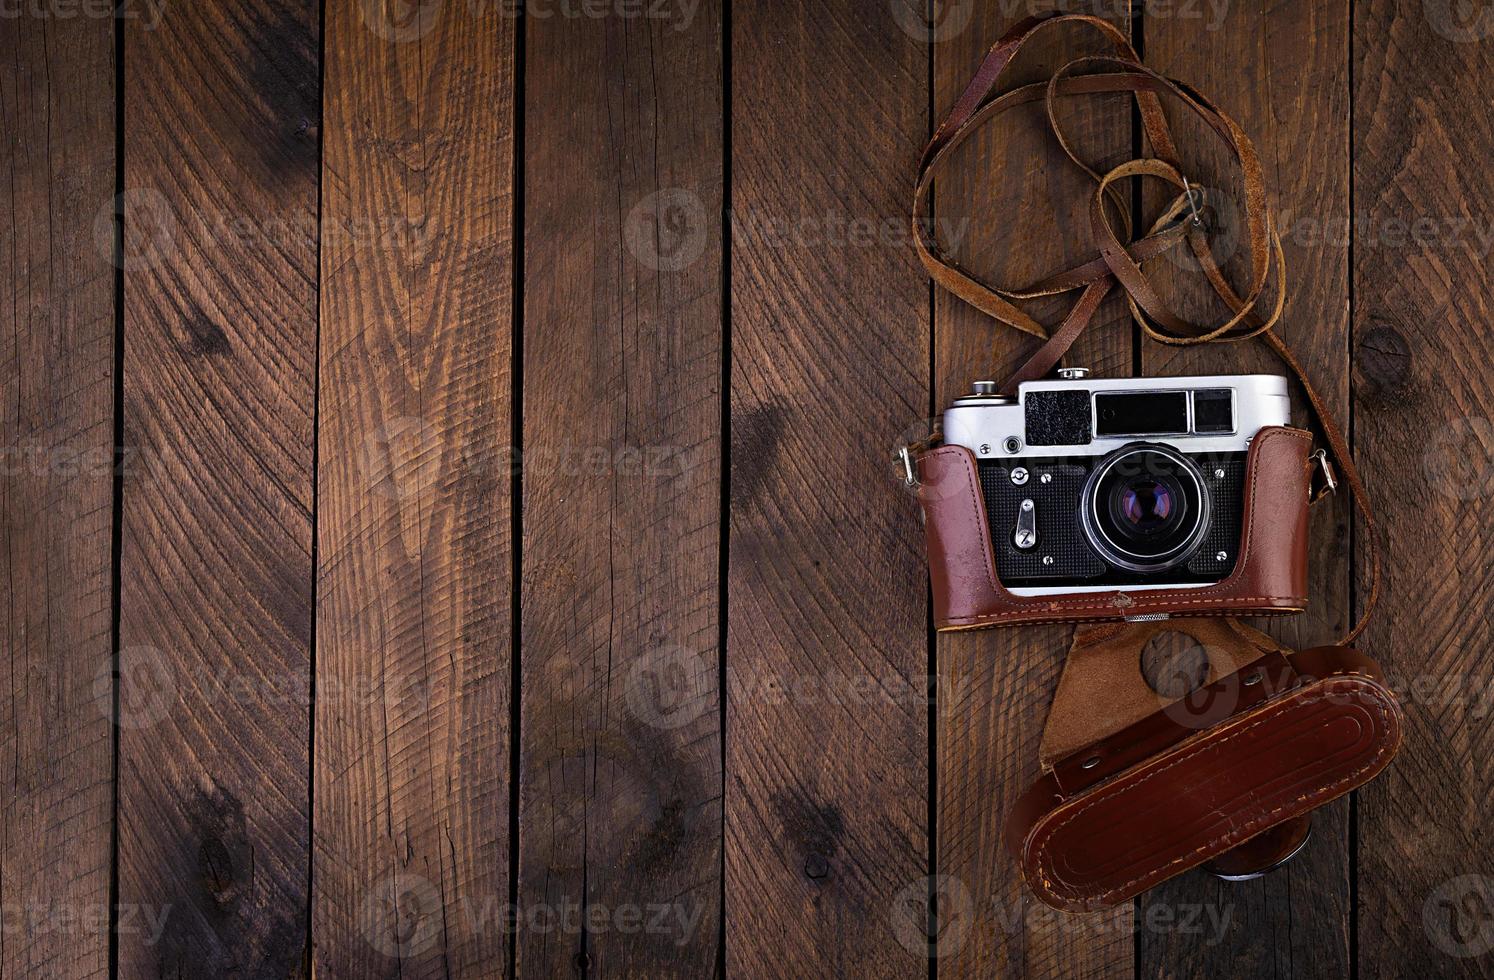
[0, 10, 115, 980]
[117, 0, 319, 975]
[314, 2, 516, 977]
[519, 1, 725, 977]
[727, 2, 929, 976]
[1354, 2, 1494, 976]
[1, 1, 1489, 978]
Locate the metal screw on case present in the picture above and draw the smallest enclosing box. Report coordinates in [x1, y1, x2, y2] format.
[1216, 551, 1229, 562]
[1214, 468, 1226, 479]
[1010, 467, 1029, 485]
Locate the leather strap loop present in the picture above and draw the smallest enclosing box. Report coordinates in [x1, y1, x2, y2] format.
[914, 12, 1378, 643]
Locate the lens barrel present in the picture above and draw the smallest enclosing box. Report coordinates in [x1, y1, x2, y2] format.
[1080, 443, 1211, 573]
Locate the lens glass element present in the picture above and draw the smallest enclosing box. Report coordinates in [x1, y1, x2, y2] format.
[1082, 445, 1210, 573]
[1119, 481, 1173, 530]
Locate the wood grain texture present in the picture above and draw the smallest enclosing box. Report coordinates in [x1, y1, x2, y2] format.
[117, 0, 319, 974]
[518, 2, 724, 976]
[314, 2, 515, 978]
[1140, 1, 1353, 975]
[727, 2, 928, 976]
[932, 7, 1135, 977]
[1354, 1, 1494, 975]
[0, 11, 115, 980]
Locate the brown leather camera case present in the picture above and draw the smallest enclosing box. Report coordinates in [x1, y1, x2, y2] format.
[915, 425, 1312, 631]
[1006, 620, 1403, 912]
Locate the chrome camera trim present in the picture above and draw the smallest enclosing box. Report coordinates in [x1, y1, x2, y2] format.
[941, 372, 1291, 597]
[942, 373, 1290, 461]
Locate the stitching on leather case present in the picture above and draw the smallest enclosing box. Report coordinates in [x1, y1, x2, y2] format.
[932, 427, 1312, 624]
[1030, 681, 1397, 905]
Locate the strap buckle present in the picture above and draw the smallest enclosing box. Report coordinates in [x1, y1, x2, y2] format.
[1311, 448, 1338, 499]
[1181, 176, 1206, 228]
[896, 446, 919, 488]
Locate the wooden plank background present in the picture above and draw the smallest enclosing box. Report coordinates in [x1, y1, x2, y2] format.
[3, 0, 1494, 977]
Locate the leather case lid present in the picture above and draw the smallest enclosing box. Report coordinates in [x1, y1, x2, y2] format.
[917, 425, 1311, 630]
[1007, 646, 1403, 912]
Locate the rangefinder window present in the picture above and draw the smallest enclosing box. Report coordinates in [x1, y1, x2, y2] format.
[1094, 391, 1189, 437]
[1192, 388, 1235, 433]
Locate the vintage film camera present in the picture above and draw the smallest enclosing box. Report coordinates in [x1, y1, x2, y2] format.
[940, 370, 1290, 596]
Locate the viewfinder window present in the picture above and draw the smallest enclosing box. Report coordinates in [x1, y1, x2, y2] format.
[1094, 391, 1189, 437]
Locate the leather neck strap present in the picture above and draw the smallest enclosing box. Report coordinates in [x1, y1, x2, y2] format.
[913, 12, 1378, 644]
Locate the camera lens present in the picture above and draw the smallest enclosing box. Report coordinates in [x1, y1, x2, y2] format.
[1118, 480, 1173, 530]
[1081, 444, 1210, 573]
